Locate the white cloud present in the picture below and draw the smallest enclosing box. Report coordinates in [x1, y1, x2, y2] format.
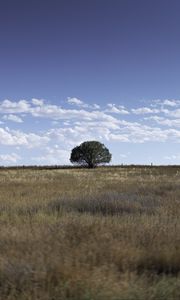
[162, 108, 180, 118]
[164, 154, 180, 160]
[25, 133, 49, 148]
[0, 153, 20, 164]
[0, 99, 30, 113]
[0, 99, 120, 123]
[132, 107, 159, 114]
[31, 104, 118, 123]
[108, 133, 129, 142]
[145, 116, 180, 128]
[33, 146, 69, 164]
[153, 99, 180, 107]
[119, 153, 129, 158]
[93, 104, 100, 109]
[106, 103, 129, 114]
[67, 97, 100, 110]
[67, 97, 85, 106]
[0, 127, 49, 147]
[1, 98, 180, 163]
[46, 118, 180, 146]
[163, 100, 178, 107]
[1, 98, 180, 123]
[3, 114, 23, 123]
[32, 98, 44, 106]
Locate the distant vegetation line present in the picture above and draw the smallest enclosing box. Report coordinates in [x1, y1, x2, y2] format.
[0, 164, 180, 170]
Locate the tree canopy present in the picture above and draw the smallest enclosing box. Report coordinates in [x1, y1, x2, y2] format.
[70, 141, 112, 168]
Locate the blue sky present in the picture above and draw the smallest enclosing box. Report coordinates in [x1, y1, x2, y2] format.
[1, 0, 180, 165]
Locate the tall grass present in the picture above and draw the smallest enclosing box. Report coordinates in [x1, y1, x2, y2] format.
[0, 167, 179, 299]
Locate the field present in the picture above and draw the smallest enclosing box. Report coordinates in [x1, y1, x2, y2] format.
[0, 166, 180, 299]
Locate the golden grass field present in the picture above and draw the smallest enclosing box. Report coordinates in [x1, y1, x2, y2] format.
[0, 166, 180, 299]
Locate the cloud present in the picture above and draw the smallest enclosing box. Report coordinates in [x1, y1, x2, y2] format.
[162, 108, 180, 118]
[93, 104, 100, 109]
[0, 127, 49, 147]
[67, 97, 85, 107]
[1, 98, 180, 124]
[32, 98, 44, 106]
[0, 99, 30, 113]
[145, 116, 180, 128]
[33, 146, 69, 164]
[0, 153, 20, 164]
[0, 99, 122, 123]
[3, 114, 23, 123]
[46, 117, 180, 146]
[67, 97, 100, 110]
[108, 124, 168, 143]
[108, 133, 129, 142]
[164, 154, 180, 160]
[162, 100, 179, 107]
[119, 153, 129, 158]
[106, 103, 129, 114]
[152, 99, 180, 107]
[31, 105, 118, 122]
[1, 97, 180, 152]
[132, 107, 159, 114]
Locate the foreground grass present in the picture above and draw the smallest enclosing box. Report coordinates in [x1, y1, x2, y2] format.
[0, 166, 179, 299]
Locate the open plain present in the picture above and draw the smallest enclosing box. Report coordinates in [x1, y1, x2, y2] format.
[0, 166, 180, 299]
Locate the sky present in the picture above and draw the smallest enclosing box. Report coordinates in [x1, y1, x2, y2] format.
[1, 0, 180, 165]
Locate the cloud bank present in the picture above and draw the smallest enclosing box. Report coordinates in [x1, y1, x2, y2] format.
[0, 97, 180, 165]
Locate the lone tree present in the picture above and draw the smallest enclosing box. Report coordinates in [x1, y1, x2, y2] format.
[70, 141, 112, 168]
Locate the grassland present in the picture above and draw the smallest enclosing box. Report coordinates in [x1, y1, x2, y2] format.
[0, 166, 179, 299]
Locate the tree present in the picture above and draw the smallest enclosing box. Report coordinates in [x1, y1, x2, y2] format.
[70, 141, 112, 168]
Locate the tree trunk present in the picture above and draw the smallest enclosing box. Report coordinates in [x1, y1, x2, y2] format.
[88, 162, 95, 168]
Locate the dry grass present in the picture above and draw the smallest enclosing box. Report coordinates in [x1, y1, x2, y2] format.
[0, 166, 179, 299]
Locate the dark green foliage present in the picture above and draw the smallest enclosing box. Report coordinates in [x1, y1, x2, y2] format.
[70, 141, 112, 168]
